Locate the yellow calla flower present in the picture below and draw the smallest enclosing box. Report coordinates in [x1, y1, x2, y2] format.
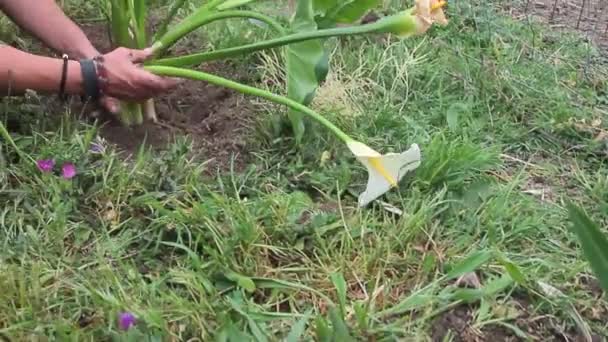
[376, 0, 448, 38]
[414, 0, 449, 35]
[347, 141, 421, 207]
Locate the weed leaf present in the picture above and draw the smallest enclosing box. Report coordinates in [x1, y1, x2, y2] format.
[567, 203, 608, 292]
[445, 250, 493, 280]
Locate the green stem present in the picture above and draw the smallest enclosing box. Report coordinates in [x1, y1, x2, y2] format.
[145, 66, 352, 143]
[152, 10, 286, 56]
[151, 20, 385, 67]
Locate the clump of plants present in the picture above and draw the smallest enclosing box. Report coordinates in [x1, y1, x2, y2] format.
[102, 0, 448, 206]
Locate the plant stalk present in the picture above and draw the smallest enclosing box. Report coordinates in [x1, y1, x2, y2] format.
[151, 19, 388, 67]
[152, 10, 286, 55]
[145, 65, 352, 143]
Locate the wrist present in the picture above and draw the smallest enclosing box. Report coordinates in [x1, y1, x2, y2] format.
[70, 44, 99, 60]
[65, 60, 85, 95]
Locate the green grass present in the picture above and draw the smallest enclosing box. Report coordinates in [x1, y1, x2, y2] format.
[1, 0, 608, 340]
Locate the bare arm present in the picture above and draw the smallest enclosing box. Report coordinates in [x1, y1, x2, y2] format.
[0, 0, 98, 59]
[0, 45, 83, 96]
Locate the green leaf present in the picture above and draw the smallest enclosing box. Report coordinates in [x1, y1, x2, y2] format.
[328, 307, 353, 341]
[353, 302, 368, 331]
[445, 250, 493, 280]
[314, 315, 332, 342]
[567, 203, 608, 293]
[225, 271, 257, 293]
[313, 0, 380, 28]
[285, 310, 312, 342]
[330, 273, 347, 317]
[286, 0, 329, 142]
[497, 255, 526, 285]
[482, 273, 514, 297]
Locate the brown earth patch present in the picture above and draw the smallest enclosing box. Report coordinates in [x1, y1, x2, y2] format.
[430, 300, 603, 342]
[72, 22, 255, 172]
[502, 0, 608, 52]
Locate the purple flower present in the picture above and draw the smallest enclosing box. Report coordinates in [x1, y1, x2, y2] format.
[36, 159, 55, 173]
[61, 163, 77, 179]
[90, 137, 107, 154]
[90, 143, 104, 154]
[118, 312, 137, 331]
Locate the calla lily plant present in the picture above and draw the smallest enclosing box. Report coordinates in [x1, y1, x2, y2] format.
[102, 0, 448, 206]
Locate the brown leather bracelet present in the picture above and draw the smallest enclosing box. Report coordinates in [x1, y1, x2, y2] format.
[58, 54, 69, 102]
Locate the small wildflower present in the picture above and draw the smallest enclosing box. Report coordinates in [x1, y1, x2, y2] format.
[90, 137, 107, 154]
[36, 159, 55, 173]
[118, 312, 137, 331]
[61, 163, 77, 179]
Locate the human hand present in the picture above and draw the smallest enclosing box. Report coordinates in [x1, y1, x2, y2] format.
[97, 47, 177, 102]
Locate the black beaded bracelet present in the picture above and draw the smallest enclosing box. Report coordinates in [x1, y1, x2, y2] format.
[58, 54, 69, 102]
[79, 58, 101, 101]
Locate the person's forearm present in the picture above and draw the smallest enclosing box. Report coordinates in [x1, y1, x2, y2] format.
[0, 46, 83, 96]
[0, 0, 98, 59]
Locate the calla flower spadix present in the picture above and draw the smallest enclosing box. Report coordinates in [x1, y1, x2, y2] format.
[347, 141, 422, 207]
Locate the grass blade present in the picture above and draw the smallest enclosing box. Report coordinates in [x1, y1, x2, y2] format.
[444, 250, 493, 280]
[330, 272, 347, 317]
[153, 0, 188, 42]
[285, 310, 312, 342]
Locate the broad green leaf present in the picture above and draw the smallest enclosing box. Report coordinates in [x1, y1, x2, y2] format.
[567, 203, 608, 292]
[286, 0, 329, 143]
[285, 310, 312, 342]
[312, 0, 380, 28]
[445, 250, 493, 280]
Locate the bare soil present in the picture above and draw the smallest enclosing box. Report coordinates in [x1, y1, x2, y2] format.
[430, 299, 603, 342]
[77, 23, 254, 171]
[502, 0, 608, 52]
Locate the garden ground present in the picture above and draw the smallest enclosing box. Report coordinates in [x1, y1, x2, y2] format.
[0, 0, 607, 341]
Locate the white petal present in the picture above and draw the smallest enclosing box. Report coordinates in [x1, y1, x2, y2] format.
[347, 142, 421, 207]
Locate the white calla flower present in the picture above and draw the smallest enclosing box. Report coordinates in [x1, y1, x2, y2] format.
[347, 141, 422, 207]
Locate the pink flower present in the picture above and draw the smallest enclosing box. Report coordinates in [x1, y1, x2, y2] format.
[61, 163, 77, 179]
[118, 312, 137, 331]
[36, 159, 55, 173]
